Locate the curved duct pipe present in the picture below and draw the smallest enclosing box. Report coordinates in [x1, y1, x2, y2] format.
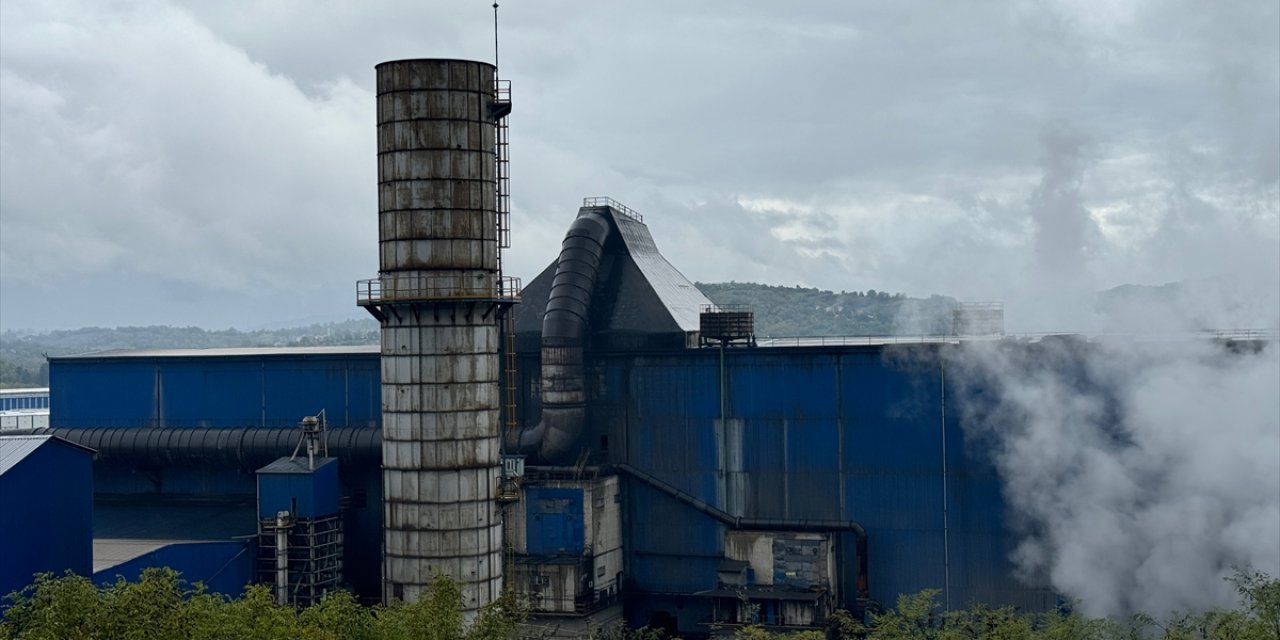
[617, 463, 871, 601]
[519, 208, 612, 463]
[39, 427, 381, 469]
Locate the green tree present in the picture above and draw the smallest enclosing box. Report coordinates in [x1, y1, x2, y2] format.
[0, 571, 104, 640]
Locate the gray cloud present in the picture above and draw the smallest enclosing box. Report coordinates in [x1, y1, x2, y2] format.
[1, 0, 1276, 332]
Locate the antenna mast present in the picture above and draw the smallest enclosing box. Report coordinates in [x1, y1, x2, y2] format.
[493, 2, 500, 72]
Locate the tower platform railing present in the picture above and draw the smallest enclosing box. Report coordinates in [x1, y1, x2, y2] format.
[356, 276, 522, 306]
[582, 196, 643, 223]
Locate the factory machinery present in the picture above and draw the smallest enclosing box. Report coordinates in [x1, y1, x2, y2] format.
[37, 56, 1218, 638]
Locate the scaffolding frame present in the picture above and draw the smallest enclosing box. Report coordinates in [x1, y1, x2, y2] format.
[256, 514, 344, 607]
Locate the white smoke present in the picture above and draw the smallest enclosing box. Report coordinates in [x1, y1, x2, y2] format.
[949, 331, 1279, 619]
[939, 112, 1280, 619]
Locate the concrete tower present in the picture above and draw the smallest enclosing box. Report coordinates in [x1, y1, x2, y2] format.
[358, 58, 514, 611]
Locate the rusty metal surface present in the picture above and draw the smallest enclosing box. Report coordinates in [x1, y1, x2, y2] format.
[372, 58, 506, 612]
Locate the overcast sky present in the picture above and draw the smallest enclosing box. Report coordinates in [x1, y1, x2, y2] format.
[2, 0, 1277, 331]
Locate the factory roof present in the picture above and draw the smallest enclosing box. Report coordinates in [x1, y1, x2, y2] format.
[514, 203, 713, 348]
[612, 211, 710, 333]
[91, 502, 255, 574]
[53, 345, 379, 360]
[753, 329, 1279, 348]
[94, 501, 257, 540]
[0, 387, 50, 395]
[0, 435, 94, 475]
[257, 456, 338, 475]
[93, 539, 186, 573]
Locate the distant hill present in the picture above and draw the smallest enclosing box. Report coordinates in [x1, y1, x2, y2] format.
[696, 282, 959, 337]
[12, 281, 1212, 388]
[0, 320, 380, 388]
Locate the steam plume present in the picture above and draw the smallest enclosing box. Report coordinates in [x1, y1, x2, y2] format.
[950, 335, 1279, 618]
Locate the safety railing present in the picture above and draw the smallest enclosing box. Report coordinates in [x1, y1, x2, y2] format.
[356, 276, 521, 305]
[582, 196, 643, 223]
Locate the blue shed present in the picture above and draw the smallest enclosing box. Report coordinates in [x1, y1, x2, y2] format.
[256, 457, 340, 520]
[0, 435, 95, 597]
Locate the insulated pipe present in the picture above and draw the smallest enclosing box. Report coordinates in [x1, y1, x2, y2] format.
[520, 208, 612, 463]
[275, 511, 291, 606]
[41, 427, 381, 468]
[617, 463, 870, 600]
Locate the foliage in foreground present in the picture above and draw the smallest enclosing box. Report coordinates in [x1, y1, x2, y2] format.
[0, 568, 523, 640]
[3, 568, 1277, 640]
[811, 569, 1280, 640]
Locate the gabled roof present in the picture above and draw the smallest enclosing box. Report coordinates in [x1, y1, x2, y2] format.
[0, 435, 95, 476]
[514, 203, 712, 350]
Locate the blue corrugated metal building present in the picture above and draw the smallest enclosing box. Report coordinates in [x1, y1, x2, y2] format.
[0, 435, 94, 597]
[50, 346, 379, 429]
[0, 388, 50, 412]
[257, 457, 341, 520]
[45, 347, 383, 598]
[42, 336, 1060, 630]
[513, 342, 1058, 631]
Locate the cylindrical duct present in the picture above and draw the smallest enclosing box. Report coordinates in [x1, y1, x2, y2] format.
[530, 209, 611, 463]
[375, 58, 503, 611]
[45, 426, 380, 468]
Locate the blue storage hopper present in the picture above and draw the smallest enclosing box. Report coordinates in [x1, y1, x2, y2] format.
[256, 457, 340, 520]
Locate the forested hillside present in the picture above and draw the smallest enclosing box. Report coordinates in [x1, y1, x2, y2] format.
[0, 284, 965, 387]
[697, 282, 958, 337]
[0, 320, 379, 388]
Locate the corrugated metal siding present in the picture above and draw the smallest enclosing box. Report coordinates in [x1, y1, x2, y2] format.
[525, 486, 585, 555]
[50, 352, 379, 429]
[0, 438, 94, 596]
[0, 388, 50, 411]
[92, 540, 253, 597]
[591, 344, 1052, 615]
[256, 457, 341, 519]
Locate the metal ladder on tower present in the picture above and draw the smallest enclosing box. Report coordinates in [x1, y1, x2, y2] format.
[494, 78, 512, 281]
[493, 78, 520, 452]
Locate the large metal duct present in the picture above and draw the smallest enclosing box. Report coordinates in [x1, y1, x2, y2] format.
[40, 427, 381, 468]
[360, 59, 509, 611]
[519, 208, 611, 463]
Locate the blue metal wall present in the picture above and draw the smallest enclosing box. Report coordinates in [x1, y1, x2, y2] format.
[92, 540, 254, 597]
[49, 350, 380, 429]
[45, 343, 1056, 620]
[525, 486, 585, 555]
[257, 457, 341, 519]
[0, 438, 94, 597]
[0, 388, 50, 411]
[570, 344, 1057, 628]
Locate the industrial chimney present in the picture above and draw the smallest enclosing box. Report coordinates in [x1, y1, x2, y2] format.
[358, 58, 516, 612]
